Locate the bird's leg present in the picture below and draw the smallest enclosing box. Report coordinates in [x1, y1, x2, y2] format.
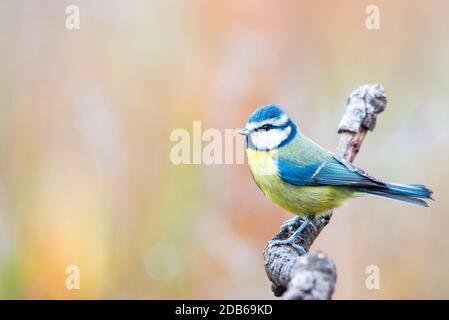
[269, 218, 310, 255]
[306, 214, 318, 232]
[280, 216, 304, 232]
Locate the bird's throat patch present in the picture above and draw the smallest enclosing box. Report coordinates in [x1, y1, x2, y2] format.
[246, 149, 278, 177]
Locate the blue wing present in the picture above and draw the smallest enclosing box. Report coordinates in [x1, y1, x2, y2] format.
[274, 136, 432, 207]
[277, 153, 386, 187]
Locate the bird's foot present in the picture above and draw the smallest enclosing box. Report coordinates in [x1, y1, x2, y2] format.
[270, 218, 312, 254]
[268, 238, 307, 255]
[307, 219, 318, 232]
[280, 216, 304, 232]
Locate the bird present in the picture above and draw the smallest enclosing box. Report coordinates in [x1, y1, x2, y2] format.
[239, 104, 433, 253]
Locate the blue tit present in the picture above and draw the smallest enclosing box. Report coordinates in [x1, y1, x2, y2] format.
[239, 104, 433, 253]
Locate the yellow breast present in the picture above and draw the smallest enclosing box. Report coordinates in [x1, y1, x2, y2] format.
[245, 148, 353, 217]
[246, 149, 278, 177]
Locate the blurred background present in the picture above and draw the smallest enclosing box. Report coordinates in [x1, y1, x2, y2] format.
[0, 0, 448, 299]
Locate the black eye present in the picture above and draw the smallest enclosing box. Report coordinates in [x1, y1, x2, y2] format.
[259, 125, 270, 131]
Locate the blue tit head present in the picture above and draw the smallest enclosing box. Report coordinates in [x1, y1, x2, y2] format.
[239, 104, 298, 151]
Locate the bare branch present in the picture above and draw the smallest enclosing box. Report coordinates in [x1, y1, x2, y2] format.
[337, 84, 387, 161]
[263, 84, 387, 300]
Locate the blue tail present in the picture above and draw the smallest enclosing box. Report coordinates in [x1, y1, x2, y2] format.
[357, 183, 433, 207]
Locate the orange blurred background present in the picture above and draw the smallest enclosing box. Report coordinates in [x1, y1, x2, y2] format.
[0, 0, 448, 299]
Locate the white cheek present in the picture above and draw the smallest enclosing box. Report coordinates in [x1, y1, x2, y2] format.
[250, 128, 290, 150]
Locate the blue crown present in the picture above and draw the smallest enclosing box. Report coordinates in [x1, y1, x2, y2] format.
[248, 104, 286, 123]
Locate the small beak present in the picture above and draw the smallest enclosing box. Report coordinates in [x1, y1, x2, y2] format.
[238, 127, 250, 136]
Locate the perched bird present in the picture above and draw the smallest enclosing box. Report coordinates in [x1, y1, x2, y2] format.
[239, 104, 433, 253]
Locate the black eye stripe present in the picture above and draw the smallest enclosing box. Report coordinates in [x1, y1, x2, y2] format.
[257, 123, 288, 130]
[277, 123, 289, 129]
[256, 124, 271, 131]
